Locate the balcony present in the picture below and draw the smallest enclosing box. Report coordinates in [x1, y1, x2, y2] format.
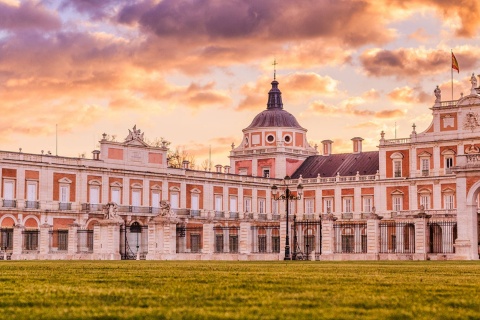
[190, 209, 201, 217]
[214, 211, 225, 218]
[341, 212, 353, 220]
[58, 202, 72, 211]
[2, 200, 17, 208]
[229, 212, 239, 219]
[258, 213, 267, 221]
[272, 214, 280, 221]
[422, 170, 429, 177]
[25, 201, 40, 209]
[81, 203, 103, 212]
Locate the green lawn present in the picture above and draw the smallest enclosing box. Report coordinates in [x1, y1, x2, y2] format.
[0, 261, 479, 319]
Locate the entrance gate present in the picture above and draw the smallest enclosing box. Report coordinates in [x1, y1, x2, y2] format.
[292, 217, 322, 260]
[120, 222, 148, 260]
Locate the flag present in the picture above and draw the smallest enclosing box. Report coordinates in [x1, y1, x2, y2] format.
[452, 52, 459, 73]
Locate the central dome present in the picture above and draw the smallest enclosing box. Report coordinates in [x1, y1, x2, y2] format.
[245, 79, 304, 129]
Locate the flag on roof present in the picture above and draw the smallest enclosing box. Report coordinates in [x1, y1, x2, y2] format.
[452, 52, 459, 73]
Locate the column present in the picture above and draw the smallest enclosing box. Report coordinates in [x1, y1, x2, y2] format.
[321, 218, 335, 256]
[11, 224, 24, 259]
[366, 218, 380, 256]
[202, 223, 214, 254]
[39, 222, 51, 255]
[68, 223, 79, 255]
[239, 222, 251, 255]
[414, 217, 427, 258]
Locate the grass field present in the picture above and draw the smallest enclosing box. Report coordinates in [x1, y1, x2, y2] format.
[0, 261, 479, 319]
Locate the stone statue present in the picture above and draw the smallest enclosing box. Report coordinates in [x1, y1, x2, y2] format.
[125, 125, 144, 142]
[434, 85, 441, 102]
[159, 200, 176, 218]
[103, 202, 119, 220]
[471, 73, 478, 89]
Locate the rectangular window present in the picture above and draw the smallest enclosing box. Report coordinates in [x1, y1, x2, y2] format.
[229, 235, 238, 253]
[60, 185, 69, 203]
[3, 180, 14, 200]
[214, 195, 222, 212]
[244, 197, 251, 213]
[363, 197, 372, 213]
[272, 200, 278, 215]
[57, 230, 68, 251]
[420, 195, 430, 210]
[215, 234, 224, 253]
[131, 189, 141, 206]
[151, 191, 160, 208]
[305, 198, 314, 214]
[258, 198, 265, 214]
[191, 193, 199, 210]
[324, 198, 333, 213]
[288, 201, 296, 215]
[27, 183, 37, 201]
[393, 196, 402, 212]
[444, 194, 454, 210]
[445, 157, 453, 168]
[190, 234, 201, 253]
[394, 160, 402, 178]
[421, 159, 430, 176]
[272, 236, 280, 253]
[170, 192, 179, 209]
[111, 188, 121, 204]
[258, 236, 267, 253]
[343, 197, 352, 213]
[263, 169, 270, 178]
[89, 186, 100, 204]
[229, 196, 237, 212]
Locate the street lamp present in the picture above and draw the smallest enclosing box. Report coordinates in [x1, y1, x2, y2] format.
[271, 176, 303, 260]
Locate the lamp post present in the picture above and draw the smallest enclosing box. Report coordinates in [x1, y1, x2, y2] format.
[271, 176, 303, 260]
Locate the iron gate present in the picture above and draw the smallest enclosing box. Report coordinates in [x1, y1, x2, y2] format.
[292, 217, 322, 260]
[120, 222, 148, 260]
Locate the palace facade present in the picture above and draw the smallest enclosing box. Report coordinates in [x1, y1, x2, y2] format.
[1, 75, 480, 261]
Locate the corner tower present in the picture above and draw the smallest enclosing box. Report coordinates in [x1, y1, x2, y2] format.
[229, 78, 317, 179]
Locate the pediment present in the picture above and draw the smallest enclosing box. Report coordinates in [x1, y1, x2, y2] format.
[88, 179, 101, 186]
[110, 181, 123, 187]
[58, 177, 72, 184]
[124, 139, 149, 147]
[390, 152, 404, 160]
[457, 94, 480, 107]
[150, 184, 162, 190]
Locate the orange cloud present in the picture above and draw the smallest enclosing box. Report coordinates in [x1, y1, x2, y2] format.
[388, 86, 429, 104]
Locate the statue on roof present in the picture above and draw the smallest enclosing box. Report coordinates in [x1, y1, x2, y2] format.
[434, 85, 441, 102]
[471, 73, 478, 91]
[125, 125, 144, 142]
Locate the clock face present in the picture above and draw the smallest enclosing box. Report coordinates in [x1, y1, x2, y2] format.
[463, 112, 480, 131]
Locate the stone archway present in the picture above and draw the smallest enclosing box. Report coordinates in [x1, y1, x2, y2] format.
[458, 180, 480, 260]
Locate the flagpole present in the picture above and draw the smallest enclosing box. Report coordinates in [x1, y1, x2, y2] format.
[451, 49, 453, 100]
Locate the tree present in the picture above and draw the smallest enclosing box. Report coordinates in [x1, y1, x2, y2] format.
[167, 146, 196, 169]
[145, 137, 171, 148]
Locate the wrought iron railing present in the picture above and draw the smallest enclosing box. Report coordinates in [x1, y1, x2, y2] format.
[58, 202, 72, 210]
[25, 201, 40, 209]
[2, 200, 16, 208]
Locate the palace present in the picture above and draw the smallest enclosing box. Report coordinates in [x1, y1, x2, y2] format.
[1, 74, 480, 261]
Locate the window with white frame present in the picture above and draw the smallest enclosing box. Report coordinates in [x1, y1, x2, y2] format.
[392, 195, 403, 212]
[3, 180, 14, 200]
[288, 200, 296, 214]
[111, 188, 121, 204]
[421, 158, 430, 176]
[191, 193, 199, 210]
[60, 185, 70, 203]
[419, 192, 430, 210]
[214, 194, 222, 212]
[258, 198, 265, 213]
[271, 199, 278, 215]
[343, 197, 352, 213]
[390, 152, 404, 178]
[324, 198, 333, 213]
[305, 198, 314, 214]
[444, 193, 455, 210]
[151, 190, 160, 208]
[131, 188, 141, 207]
[363, 196, 373, 213]
[170, 191, 179, 209]
[229, 196, 237, 212]
[244, 197, 251, 213]
[442, 149, 455, 173]
[26, 182, 37, 202]
[89, 186, 100, 204]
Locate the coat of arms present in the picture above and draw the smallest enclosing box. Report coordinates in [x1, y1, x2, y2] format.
[463, 112, 480, 131]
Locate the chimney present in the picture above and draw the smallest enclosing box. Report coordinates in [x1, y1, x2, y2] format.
[182, 160, 190, 169]
[215, 164, 223, 173]
[321, 140, 333, 156]
[224, 165, 231, 174]
[352, 137, 363, 154]
[92, 150, 100, 160]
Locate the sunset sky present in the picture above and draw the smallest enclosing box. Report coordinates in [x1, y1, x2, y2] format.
[1, 0, 480, 167]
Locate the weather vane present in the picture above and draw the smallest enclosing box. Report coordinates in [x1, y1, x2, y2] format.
[272, 59, 278, 80]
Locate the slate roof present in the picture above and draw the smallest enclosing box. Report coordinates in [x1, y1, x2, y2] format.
[291, 151, 379, 179]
